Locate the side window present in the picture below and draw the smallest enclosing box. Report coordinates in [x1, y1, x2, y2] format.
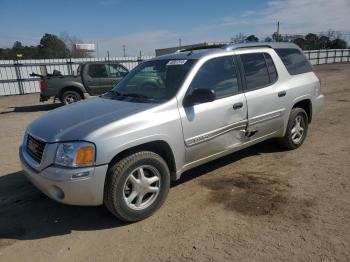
[240, 53, 271, 91]
[88, 64, 108, 78]
[275, 48, 312, 75]
[264, 53, 278, 83]
[107, 64, 128, 78]
[189, 56, 239, 99]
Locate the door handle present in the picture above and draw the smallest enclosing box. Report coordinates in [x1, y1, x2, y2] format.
[278, 91, 286, 97]
[233, 102, 243, 110]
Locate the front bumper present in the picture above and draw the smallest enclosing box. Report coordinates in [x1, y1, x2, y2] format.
[19, 146, 108, 206]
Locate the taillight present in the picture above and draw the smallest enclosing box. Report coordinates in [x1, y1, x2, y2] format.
[313, 70, 321, 95]
[314, 71, 321, 83]
[40, 79, 48, 89]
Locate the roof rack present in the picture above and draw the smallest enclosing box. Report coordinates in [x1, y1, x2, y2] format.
[179, 42, 298, 53]
[180, 44, 227, 52]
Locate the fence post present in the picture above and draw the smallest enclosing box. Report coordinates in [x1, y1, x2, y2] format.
[14, 60, 24, 95]
[67, 57, 73, 75]
[341, 49, 344, 63]
[325, 50, 329, 64]
[317, 50, 320, 65]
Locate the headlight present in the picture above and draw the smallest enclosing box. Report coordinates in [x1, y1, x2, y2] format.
[55, 142, 95, 167]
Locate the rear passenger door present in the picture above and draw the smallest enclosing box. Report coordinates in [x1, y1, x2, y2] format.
[239, 52, 285, 138]
[179, 55, 248, 163]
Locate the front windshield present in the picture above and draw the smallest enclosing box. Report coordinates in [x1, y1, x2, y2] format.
[102, 59, 196, 103]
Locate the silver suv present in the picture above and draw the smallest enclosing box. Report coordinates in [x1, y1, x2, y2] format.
[19, 42, 324, 222]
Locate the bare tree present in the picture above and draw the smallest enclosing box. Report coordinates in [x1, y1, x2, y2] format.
[59, 32, 91, 58]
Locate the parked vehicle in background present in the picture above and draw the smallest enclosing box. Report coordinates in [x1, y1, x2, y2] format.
[37, 62, 129, 105]
[20, 42, 323, 222]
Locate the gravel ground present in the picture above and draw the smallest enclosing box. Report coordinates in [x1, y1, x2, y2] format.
[0, 63, 349, 262]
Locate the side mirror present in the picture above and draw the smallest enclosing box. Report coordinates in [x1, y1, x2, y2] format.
[183, 88, 216, 107]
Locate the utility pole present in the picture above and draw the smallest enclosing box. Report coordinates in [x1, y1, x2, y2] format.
[123, 45, 126, 57]
[179, 38, 182, 48]
[277, 21, 280, 42]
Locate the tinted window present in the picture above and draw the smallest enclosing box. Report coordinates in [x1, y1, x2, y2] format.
[240, 53, 270, 90]
[107, 64, 128, 78]
[88, 64, 108, 78]
[264, 53, 278, 83]
[190, 56, 239, 99]
[275, 48, 312, 75]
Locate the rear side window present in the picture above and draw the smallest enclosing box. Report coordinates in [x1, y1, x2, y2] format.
[190, 56, 239, 99]
[264, 53, 278, 83]
[275, 48, 312, 75]
[240, 53, 270, 90]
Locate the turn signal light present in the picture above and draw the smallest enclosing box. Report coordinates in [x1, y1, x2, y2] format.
[75, 146, 94, 165]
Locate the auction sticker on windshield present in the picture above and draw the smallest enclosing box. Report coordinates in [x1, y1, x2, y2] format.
[166, 60, 187, 66]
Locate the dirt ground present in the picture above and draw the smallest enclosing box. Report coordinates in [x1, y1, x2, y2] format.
[0, 63, 349, 262]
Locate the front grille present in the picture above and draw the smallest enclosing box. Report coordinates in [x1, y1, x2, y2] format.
[26, 134, 46, 163]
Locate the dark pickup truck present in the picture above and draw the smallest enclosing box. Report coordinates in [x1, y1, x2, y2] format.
[38, 62, 129, 105]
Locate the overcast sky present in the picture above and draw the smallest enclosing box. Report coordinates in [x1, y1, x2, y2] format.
[0, 0, 349, 56]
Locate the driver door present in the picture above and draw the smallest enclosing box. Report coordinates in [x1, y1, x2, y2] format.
[178, 55, 248, 163]
[85, 64, 109, 95]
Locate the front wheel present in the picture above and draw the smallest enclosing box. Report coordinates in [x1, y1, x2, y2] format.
[104, 151, 170, 222]
[278, 108, 309, 150]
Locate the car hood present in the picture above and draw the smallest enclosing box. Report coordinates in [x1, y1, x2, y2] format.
[27, 97, 157, 142]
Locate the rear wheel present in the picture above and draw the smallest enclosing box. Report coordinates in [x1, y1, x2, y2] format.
[104, 151, 170, 222]
[61, 90, 82, 105]
[279, 108, 308, 150]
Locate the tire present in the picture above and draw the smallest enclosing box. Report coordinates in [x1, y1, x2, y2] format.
[104, 151, 170, 222]
[62, 90, 82, 105]
[278, 108, 309, 150]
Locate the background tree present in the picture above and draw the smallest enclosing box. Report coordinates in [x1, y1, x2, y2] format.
[305, 33, 320, 50]
[293, 38, 306, 49]
[39, 33, 69, 59]
[330, 38, 347, 49]
[319, 36, 331, 49]
[264, 37, 272, 42]
[246, 35, 259, 42]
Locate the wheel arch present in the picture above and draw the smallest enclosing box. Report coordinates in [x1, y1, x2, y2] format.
[59, 86, 85, 101]
[108, 140, 177, 181]
[292, 99, 312, 123]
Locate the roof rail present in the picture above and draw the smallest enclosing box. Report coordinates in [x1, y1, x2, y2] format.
[179, 42, 299, 53]
[225, 42, 299, 51]
[180, 44, 227, 52]
[225, 42, 272, 51]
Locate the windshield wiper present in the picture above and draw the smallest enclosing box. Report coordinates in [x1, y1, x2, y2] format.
[105, 91, 161, 103]
[121, 93, 151, 99]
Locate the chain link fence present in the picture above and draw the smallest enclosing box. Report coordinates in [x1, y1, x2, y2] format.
[0, 56, 153, 96]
